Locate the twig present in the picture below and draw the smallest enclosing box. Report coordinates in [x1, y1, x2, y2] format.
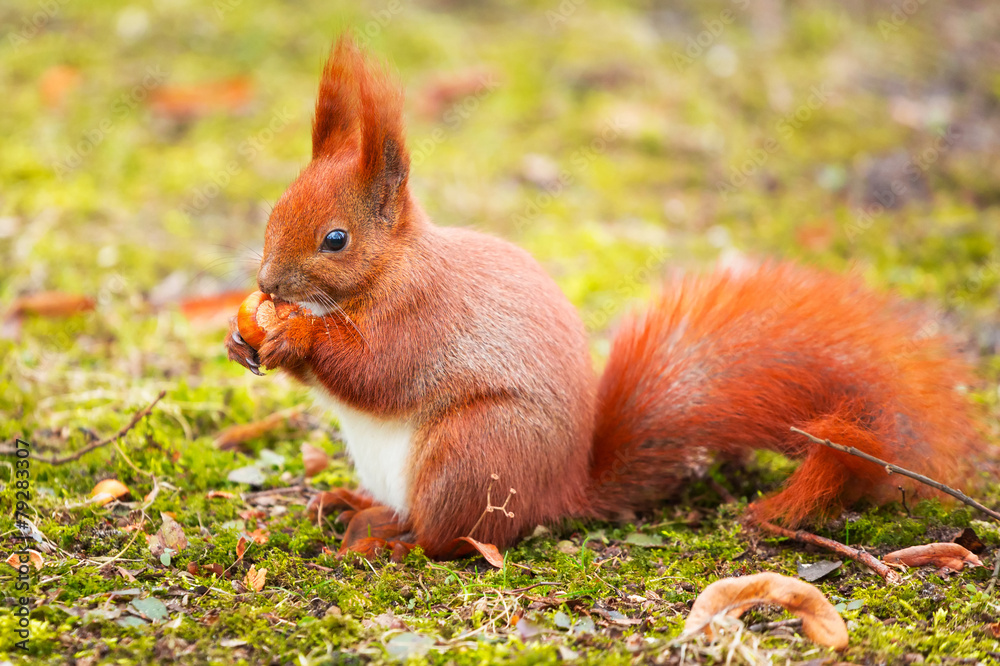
[467, 473, 516, 540]
[304, 562, 336, 573]
[756, 519, 902, 585]
[987, 555, 1000, 595]
[708, 477, 737, 504]
[242, 485, 305, 501]
[898, 486, 911, 517]
[503, 581, 560, 594]
[2, 391, 166, 465]
[790, 426, 1000, 522]
[748, 618, 802, 633]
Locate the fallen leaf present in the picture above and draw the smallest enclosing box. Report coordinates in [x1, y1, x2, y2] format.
[557, 540, 580, 554]
[5, 550, 43, 571]
[591, 607, 641, 625]
[226, 465, 266, 486]
[244, 564, 266, 592]
[40, 65, 82, 108]
[682, 572, 848, 651]
[203, 563, 225, 577]
[148, 513, 188, 559]
[301, 442, 330, 477]
[625, 532, 664, 548]
[954, 528, 985, 555]
[91, 479, 130, 507]
[116, 566, 137, 582]
[117, 615, 148, 628]
[177, 290, 250, 326]
[988, 622, 1000, 639]
[130, 597, 169, 623]
[148, 77, 253, 120]
[364, 611, 408, 630]
[515, 616, 542, 641]
[795, 221, 836, 252]
[258, 449, 285, 469]
[215, 408, 303, 451]
[558, 646, 580, 661]
[384, 632, 435, 661]
[415, 68, 497, 119]
[249, 528, 269, 545]
[554, 611, 596, 635]
[8, 291, 95, 318]
[457, 536, 504, 568]
[884, 543, 982, 571]
[236, 535, 248, 561]
[206, 490, 236, 500]
[797, 560, 842, 582]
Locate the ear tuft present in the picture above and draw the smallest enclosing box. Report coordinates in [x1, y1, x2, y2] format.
[312, 36, 360, 160]
[353, 45, 410, 222]
[312, 34, 410, 221]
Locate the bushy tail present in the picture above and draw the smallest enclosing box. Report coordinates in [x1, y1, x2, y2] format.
[588, 261, 986, 526]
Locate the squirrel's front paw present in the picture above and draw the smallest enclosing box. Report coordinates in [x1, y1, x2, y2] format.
[257, 317, 312, 370]
[225, 316, 263, 375]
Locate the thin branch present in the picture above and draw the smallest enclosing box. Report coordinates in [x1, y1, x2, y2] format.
[2, 391, 166, 465]
[242, 485, 305, 502]
[790, 426, 1000, 522]
[756, 519, 902, 585]
[503, 581, 561, 594]
[987, 554, 1000, 595]
[748, 618, 802, 633]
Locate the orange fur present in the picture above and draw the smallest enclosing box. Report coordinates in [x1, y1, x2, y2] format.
[225, 36, 991, 559]
[590, 262, 983, 526]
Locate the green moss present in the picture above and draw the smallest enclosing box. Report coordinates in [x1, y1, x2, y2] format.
[1, 0, 999, 663]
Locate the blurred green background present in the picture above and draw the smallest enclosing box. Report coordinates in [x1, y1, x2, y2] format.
[3, 0, 1000, 348]
[4, 0, 1000, 458]
[2, 1, 1000, 663]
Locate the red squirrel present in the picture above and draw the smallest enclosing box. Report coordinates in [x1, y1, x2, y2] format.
[225, 36, 987, 559]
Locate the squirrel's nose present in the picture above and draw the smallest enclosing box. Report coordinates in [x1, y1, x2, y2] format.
[257, 261, 278, 296]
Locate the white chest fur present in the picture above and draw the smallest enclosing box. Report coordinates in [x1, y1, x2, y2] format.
[308, 379, 415, 518]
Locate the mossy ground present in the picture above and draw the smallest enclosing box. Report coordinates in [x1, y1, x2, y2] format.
[2, 0, 1000, 663]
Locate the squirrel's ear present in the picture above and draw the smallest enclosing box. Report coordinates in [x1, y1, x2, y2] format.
[312, 36, 359, 160]
[354, 48, 410, 223]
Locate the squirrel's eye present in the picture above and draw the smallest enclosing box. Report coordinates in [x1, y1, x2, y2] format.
[321, 229, 348, 253]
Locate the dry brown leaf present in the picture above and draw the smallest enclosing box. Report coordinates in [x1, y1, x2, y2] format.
[148, 513, 189, 558]
[40, 65, 82, 108]
[683, 572, 848, 651]
[883, 543, 982, 571]
[302, 442, 330, 477]
[954, 528, 986, 555]
[206, 491, 236, 500]
[177, 290, 249, 327]
[91, 479, 130, 506]
[236, 535, 248, 562]
[5, 550, 43, 571]
[415, 68, 497, 119]
[245, 564, 266, 592]
[457, 536, 505, 569]
[214, 406, 302, 451]
[148, 77, 253, 120]
[203, 563, 225, 577]
[9, 291, 95, 318]
[249, 528, 269, 545]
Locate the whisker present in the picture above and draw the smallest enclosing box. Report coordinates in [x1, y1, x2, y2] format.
[308, 288, 371, 351]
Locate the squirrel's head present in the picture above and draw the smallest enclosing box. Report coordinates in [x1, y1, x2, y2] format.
[257, 35, 411, 311]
